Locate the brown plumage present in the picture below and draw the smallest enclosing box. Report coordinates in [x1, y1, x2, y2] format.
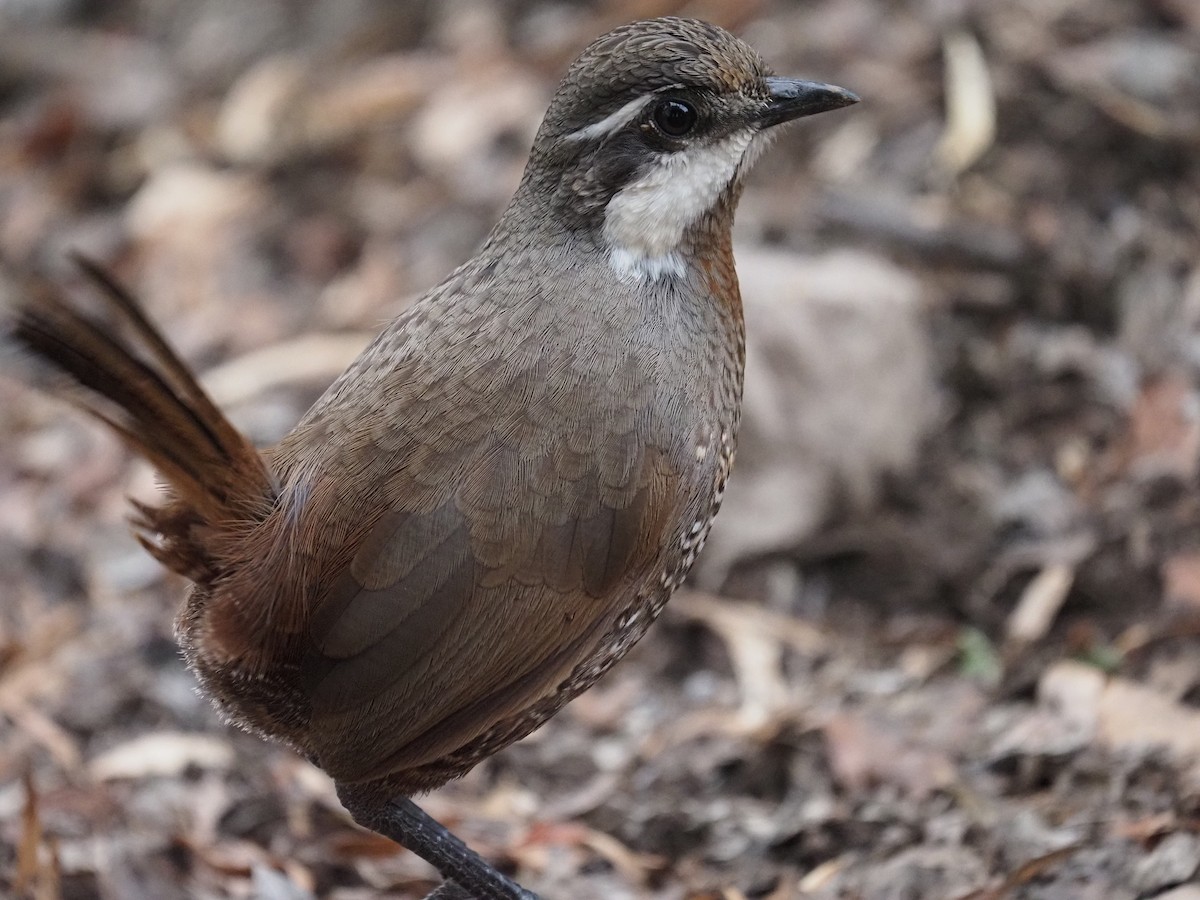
[9, 17, 856, 899]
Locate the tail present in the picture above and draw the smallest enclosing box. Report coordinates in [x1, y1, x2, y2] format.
[9, 255, 275, 580]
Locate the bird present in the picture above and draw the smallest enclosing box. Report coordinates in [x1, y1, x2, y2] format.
[8, 16, 857, 900]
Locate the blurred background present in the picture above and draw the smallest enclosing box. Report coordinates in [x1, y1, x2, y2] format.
[1, 0, 1199, 897]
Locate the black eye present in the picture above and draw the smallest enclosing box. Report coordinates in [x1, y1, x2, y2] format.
[652, 99, 698, 137]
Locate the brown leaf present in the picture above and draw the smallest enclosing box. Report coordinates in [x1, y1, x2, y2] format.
[1098, 677, 1200, 761]
[955, 845, 1081, 900]
[1163, 552, 1200, 611]
[16, 770, 42, 896]
[822, 712, 957, 798]
[327, 828, 407, 859]
[1110, 811, 1179, 844]
[1118, 373, 1200, 481]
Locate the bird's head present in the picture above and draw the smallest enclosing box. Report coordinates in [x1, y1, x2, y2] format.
[511, 17, 858, 282]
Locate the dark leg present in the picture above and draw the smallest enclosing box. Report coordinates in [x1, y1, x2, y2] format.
[337, 785, 539, 900]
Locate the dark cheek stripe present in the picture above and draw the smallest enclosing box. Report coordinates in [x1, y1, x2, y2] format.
[593, 131, 652, 192]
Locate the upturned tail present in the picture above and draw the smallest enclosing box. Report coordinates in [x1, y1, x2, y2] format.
[9, 256, 275, 582]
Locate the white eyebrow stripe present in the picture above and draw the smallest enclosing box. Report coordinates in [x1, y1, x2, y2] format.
[563, 94, 653, 142]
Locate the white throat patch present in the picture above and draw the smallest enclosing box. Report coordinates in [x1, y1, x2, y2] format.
[603, 129, 760, 282]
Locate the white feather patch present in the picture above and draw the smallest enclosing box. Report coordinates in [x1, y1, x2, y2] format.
[603, 130, 759, 281]
[608, 247, 685, 282]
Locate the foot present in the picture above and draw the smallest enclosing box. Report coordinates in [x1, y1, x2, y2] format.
[337, 785, 539, 899]
[424, 880, 539, 900]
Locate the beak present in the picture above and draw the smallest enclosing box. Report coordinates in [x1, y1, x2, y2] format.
[758, 77, 860, 128]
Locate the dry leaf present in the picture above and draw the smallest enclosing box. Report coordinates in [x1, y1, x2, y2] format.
[15, 770, 42, 896]
[1163, 552, 1200, 611]
[1120, 373, 1200, 481]
[938, 30, 997, 174]
[1098, 677, 1200, 761]
[1006, 563, 1075, 645]
[822, 712, 956, 798]
[90, 731, 235, 781]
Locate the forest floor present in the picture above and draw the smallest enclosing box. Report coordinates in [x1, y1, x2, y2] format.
[2, 1, 1200, 898]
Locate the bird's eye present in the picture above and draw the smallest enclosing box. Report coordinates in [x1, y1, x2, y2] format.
[652, 99, 698, 137]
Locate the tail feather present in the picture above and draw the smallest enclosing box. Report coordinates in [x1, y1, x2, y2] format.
[67, 254, 252, 464]
[9, 257, 274, 575]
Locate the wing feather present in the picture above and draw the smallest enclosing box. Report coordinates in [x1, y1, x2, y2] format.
[302, 441, 680, 783]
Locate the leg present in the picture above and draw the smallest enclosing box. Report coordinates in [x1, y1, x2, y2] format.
[337, 785, 539, 900]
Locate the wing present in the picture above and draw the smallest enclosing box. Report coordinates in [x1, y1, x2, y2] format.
[287, 364, 684, 785]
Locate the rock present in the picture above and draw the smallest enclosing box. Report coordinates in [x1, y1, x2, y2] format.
[695, 247, 935, 585]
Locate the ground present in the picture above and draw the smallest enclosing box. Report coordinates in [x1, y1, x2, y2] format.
[2, 1, 1200, 898]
